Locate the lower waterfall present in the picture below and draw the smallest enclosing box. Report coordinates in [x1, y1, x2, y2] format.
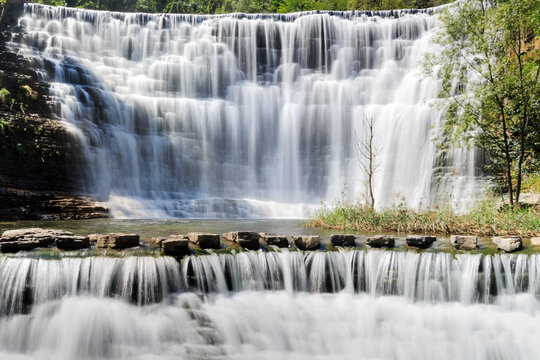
[0, 250, 538, 359]
[0, 292, 538, 360]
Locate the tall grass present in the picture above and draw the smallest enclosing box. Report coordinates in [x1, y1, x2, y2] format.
[306, 198, 540, 237]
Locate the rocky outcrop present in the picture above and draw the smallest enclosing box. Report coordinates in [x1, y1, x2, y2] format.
[293, 235, 320, 251]
[161, 235, 189, 257]
[366, 235, 395, 248]
[406, 235, 436, 249]
[0, 14, 108, 221]
[222, 231, 260, 250]
[330, 234, 356, 247]
[450, 235, 478, 251]
[187, 232, 221, 249]
[260, 233, 289, 248]
[97, 233, 140, 249]
[531, 237, 540, 246]
[492, 236, 522, 253]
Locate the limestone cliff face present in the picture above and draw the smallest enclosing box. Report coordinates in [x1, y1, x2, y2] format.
[0, 2, 108, 220]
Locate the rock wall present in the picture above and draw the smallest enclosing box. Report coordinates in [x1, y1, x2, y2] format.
[0, 3, 108, 220]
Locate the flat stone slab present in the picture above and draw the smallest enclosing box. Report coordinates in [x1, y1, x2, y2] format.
[97, 233, 140, 249]
[222, 231, 260, 250]
[161, 235, 189, 257]
[450, 235, 477, 251]
[331, 234, 356, 247]
[406, 235, 436, 249]
[187, 232, 221, 249]
[492, 236, 522, 252]
[366, 235, 395, 248]
[293, 235, 320, 251]
[530, 237, 540, 246]
[1, 228, 72, 247]
[55, 235, 90, 250]
[260, 234, 289, 248]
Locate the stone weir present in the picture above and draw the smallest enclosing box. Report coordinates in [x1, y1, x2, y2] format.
[0, 1, 108, 220]
[2, 228, 540, 316]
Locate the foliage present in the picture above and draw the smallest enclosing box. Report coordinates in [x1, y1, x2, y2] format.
[306, 197, 540, 237]
[424, 0, 540, 207]
[0, 88, 12, 106]
[35, 0, 451, 13]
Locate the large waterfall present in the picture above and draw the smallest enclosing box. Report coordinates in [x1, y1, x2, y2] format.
[0, 250, 540, 359]
[13, 3, 485, 218]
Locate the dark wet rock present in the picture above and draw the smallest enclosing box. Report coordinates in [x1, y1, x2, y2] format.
[187, 232, 221, 249]
[406, 235, 436, 249]
[222, 231, 260, 250]
[0, 22, 108, 221]
[97, 233, 140, 249]
[366, 235, 395, 248]
[0, 240, 42, 253]
[260, 233, 289, 248]
[161, 235, 189, 257]
[55, 235, 90, 250]
[331, 234, 356, 247]
[450, 235, 478, 251]
[293, 235, 320, 251]
[492, 236, 522, 253]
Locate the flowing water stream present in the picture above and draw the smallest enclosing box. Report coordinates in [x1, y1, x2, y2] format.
[13, 3, 486, 218]
[0, 250, 539, 359]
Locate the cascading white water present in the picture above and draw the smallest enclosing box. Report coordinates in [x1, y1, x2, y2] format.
[13, 3, 485, 218]
[0, 250, 540, 359]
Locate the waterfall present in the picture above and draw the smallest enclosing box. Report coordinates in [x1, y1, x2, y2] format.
[0, 255, 181, 315]
[1, 250, 539, 316]
[12, 3, 485, 218]
[0, 251, 538, 359]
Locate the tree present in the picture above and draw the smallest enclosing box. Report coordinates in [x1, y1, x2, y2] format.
[425, 0, 540, 207]
[355, 116, 379, 209]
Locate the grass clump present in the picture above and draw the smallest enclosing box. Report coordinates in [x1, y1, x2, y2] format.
[306, 198, 540, 237]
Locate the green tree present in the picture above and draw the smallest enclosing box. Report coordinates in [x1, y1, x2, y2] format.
[425, 0, 540, 207]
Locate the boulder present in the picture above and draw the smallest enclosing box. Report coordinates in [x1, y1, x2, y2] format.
[530, 237, 540, 246]
[55, 235, 90, 250]
[492, 236, 522, 252]
[222, 231, 260, 250]
[161, 235, 189, 257]
[366, 235, 395, 248]
[331, 234, 356, 247]
[187, 232, 221, 249]
[260, 234, 289, 248]
[450, 235, 478, 251]
[406, 235, 436, 249]
[293, 235, 320, 251]
[97, 233, 140, 249]
[0, 228, 72, 246]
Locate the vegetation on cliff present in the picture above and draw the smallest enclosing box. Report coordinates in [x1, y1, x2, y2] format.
[35, 0, 451, 14]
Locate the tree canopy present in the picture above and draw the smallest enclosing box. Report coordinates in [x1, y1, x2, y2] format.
[37, 0, 451, 14]
[425, 0, 540, 206]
